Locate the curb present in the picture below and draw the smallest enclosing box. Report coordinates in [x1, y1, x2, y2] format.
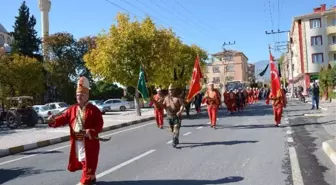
[0, 115, 157, 158]
[322, 139, 336, 165]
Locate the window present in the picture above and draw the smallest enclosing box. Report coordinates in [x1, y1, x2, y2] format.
[222, 56, 233, 61]
[312, 53, 323, 63]
[332, 18, 336, 26]
[310, 18, 321, 28]
[212, 66, 220, 73]
[311, 36, 322, 45]
[113, 100, 121, 103]
[0, 34, 4, 45]
[226, 76, 234, 81]
[332, 36, 336, 44]
[226, 64, 235, 72]
[213, 77, 220, 83]
[334, 54, 336, 61]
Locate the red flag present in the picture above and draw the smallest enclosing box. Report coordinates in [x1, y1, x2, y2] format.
[269, 51, 281, 96]
[186, 55, 203, 102]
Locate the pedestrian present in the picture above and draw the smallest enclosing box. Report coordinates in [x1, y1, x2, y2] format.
[151, 83, 185, 148]
[48, 76, 104, 185]
[153, 88, 164, 128]
[269, 87, 287, 127]
[202, 82, 220, 129]
[194, 93, 203, 113]
[311, 82, 320, 109]
[223, 88, 230, 111]
[228, 89, 237, 113]
[236, 88, 245, 111]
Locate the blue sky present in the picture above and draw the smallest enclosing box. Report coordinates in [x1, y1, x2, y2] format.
[1, 0, 335, 62]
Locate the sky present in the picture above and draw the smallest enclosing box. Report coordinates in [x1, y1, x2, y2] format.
[1, 0, 335, 63]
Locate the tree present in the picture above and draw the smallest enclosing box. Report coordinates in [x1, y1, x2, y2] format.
[0, 54, 44, 102]
[11, 1, 41, 58]
[319, 64, 335, 100]
[90, 81, 124, 100]
[84, 13, 207, 115]
[44, 32, 95, 103]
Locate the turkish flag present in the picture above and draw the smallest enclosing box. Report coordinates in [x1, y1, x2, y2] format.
[269, 51, 281, 96]
[186, 55, 203, 103]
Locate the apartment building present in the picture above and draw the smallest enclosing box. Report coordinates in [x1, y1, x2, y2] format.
[288, 4, 336, 93]
[205, 50, 249, 90]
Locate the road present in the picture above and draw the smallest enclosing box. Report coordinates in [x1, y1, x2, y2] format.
[0, 102, 334, 185]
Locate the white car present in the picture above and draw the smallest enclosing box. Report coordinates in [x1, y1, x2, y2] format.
[45, 102, 69, 113]
[33, 105, 59, 124]
[89, 100, 108, 114]
[103, 99, 130, 111]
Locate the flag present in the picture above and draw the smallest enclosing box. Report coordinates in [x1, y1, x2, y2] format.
[186, 55, 203, 103]
[137, 65, 149, 100]
[269, 51, 281, 96]
[259, 64, 269, 76]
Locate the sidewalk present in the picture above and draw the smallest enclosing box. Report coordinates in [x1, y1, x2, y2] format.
[0, 109, 156, 157]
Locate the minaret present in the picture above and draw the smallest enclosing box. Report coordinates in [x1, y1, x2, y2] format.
[38, 0, 51, 38]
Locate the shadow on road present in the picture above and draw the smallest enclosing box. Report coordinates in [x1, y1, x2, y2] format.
[19, 150, 63, 155]
[0, 167, 63, 184]
[98, 176, 244, 185]
[176, 140, 258, 149]
[217, 124, 277, 129]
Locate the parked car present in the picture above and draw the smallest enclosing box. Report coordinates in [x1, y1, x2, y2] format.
[45, 102, 69, 113]
[33, 105, 59, 124]
[103, 99, 130, 111]
[89, 100, 108, 114]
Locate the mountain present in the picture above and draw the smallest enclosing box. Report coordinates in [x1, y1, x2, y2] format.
[252, 60, 270, 82]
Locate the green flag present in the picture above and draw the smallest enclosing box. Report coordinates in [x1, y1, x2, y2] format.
[137, 65, 149, 101]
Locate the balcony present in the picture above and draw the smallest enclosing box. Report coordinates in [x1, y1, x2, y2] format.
[329, 44, 336, 52]
[326, 25, 336, 35]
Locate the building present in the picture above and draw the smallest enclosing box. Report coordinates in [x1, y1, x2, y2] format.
[0, 24, 13, 48]
[247, 63, 256, 82]
[289, 4, 336, 94]
[205, 50, 249, 91]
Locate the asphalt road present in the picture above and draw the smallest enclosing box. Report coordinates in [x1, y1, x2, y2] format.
[0, 102, 334, 185]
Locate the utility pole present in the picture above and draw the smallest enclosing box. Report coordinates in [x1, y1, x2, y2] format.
[222, 41, 236, 92]
[265, 29, 290, 35]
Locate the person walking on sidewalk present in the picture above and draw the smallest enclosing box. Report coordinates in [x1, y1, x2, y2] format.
[202, 82, 220, 129]
[151, 84, 185, 148]
[48, 76, 104, 185]
[153, 88, 164, 129]
[311, 82, 320, 110]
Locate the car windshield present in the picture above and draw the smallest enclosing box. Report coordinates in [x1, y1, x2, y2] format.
[58, 102, 69, 108]
[41, 105, 51, 111]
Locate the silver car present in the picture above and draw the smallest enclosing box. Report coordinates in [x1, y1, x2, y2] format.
[89, 100, 108, 114]
[33, 105, 58, 124]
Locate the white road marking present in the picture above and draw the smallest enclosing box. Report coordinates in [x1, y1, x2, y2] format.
[183, 132, 192, 136]
[287, 137, 294, 143]
[76, 149, 156, 185]
[287, 130, 293, 135]
[197, 126, 203, 129]
[242, 157, 250, 167]
[284, 117, 289, 121]
[0, 122, 154, 166]
[166, 140, 173, 144]
[289, 146, 304, 185]
[207, 122, 211, 125]
[307, 102, 327, 110]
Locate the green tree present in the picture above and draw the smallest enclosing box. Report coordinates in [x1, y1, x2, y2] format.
[11, 1, 41, 58]
[44, 32, 95, 103]
[0, 54, 44, 102]
[84, 13, 207, 115]
[91, 81, 124, 100]
[319, 64, 335, 100]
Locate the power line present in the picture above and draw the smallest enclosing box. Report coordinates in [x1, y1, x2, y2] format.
[103, 0, 138, 17]
[161, 0, 213, 34]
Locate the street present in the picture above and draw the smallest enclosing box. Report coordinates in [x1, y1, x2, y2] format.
[0, 101, 335, 185]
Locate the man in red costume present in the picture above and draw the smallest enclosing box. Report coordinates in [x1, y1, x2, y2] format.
[223, 88, 230, 112]
[153, 88, 164, 129]
[248, 87, 253, 105]
[269, 87, 287, 126]
[202, 82, 220, 129]
[228, 89, 237, 113]
[48, 76, 104, 185]
[243, 88, 249, 107]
